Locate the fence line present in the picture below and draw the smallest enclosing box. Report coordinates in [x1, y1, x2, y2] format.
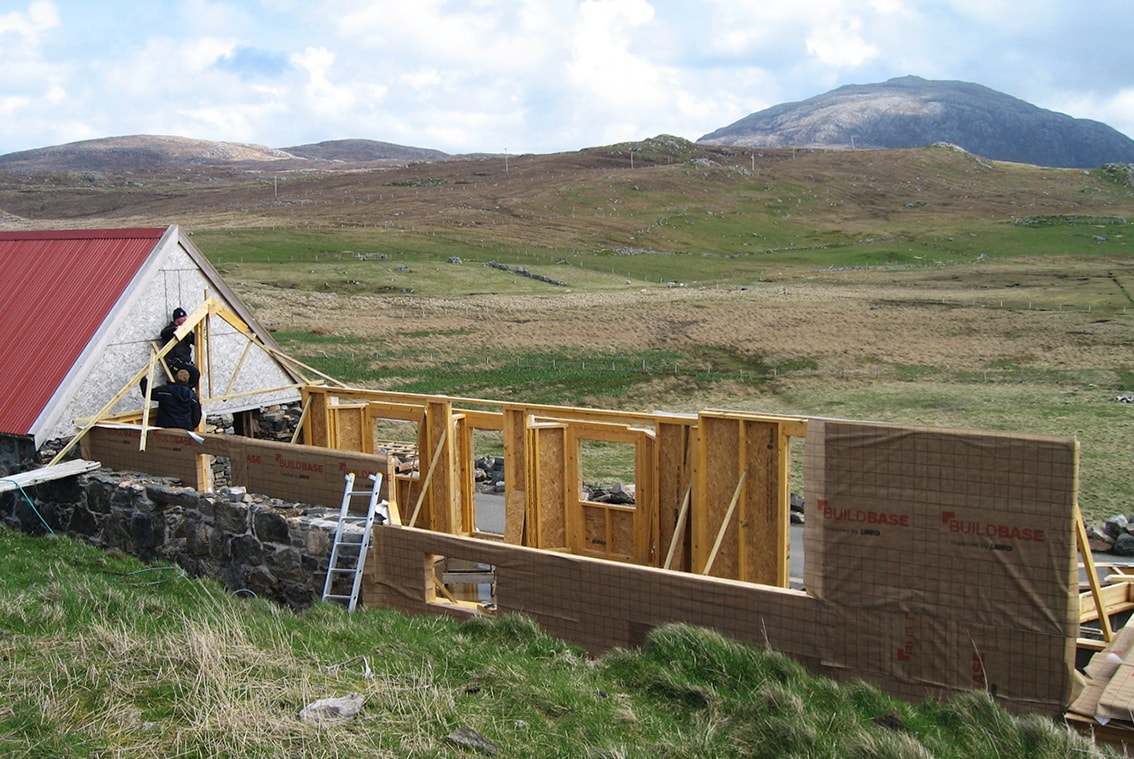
[376, 354, 1122, 388]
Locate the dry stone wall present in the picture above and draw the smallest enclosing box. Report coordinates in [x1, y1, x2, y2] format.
[0, 469, 344, 610]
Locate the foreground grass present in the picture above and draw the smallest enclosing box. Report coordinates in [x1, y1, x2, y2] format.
[0, 528, 1117, 758]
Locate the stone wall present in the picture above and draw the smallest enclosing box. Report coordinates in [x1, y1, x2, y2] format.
[0, 469, 344, 610]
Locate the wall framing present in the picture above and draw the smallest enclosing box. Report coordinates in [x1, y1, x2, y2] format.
[81, 383, 1082, 715]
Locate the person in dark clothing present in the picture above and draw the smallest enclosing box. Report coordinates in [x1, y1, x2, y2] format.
[140, 369, 202, 430]
[160, 307, 200, 390]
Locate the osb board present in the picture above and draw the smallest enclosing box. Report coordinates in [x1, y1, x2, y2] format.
[532, 424, 567, 549]
[656, 422, 691, 571]
[502, 408, 528, 545]
[366, 524, 1070, 713]
[393, 474, 422, 526]
[423, 399, 459, 534]
[694, 415, 783, 584]
[331, 404, 368, 452]
[83, 425, 209, 489]
[582, 503, 635, 561]
[743, 418, 782, 583]
[694, 415, 740, 578]
[803, 419, 1078, 638]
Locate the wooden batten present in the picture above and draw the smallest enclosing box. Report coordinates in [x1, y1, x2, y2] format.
[502, 407, 528, 545]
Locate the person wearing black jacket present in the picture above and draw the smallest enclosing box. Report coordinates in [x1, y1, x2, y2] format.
[140, 369, 202, 430]
[160, 307, 200, 391]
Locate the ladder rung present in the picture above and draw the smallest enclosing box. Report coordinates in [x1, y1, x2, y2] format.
[324, 593, 352, 601]
[327, 567, 357, 574]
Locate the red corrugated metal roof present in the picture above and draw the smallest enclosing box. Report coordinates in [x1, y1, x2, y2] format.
[0, 228, 167, 437]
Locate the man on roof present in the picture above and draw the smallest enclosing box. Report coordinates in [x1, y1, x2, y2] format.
[140, 369, 202, 431]
[160, 306, 200, 391]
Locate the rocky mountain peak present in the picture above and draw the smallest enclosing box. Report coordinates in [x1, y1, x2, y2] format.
[698, 76, 1134, 169]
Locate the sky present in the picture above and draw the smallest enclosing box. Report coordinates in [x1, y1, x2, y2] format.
[1, 0, 1133, 157]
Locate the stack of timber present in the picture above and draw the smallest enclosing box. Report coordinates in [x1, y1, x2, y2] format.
[1069, 564, 1134, 746]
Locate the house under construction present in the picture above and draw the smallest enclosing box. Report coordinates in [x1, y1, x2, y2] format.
[4, 227, 1132, 741]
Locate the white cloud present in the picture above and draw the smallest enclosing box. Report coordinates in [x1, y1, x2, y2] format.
[1106, 90, 1134, 140]
[291, 46, 350, 104]
[568, 0, 659, 100]
[0, 0, 59, 44]
[44, 83, 65, 103]
[175, 102, 287, 144]
[0, 95, 33, 119]
[183, 37, 239, 73]
[1053, 88, 1134, 145]
[0, 0, 1131, 155]
[805, 17, 879, 67]
[398, 68, 444, 93]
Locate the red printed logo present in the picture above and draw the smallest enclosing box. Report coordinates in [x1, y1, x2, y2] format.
[941, 512, 1045, 543]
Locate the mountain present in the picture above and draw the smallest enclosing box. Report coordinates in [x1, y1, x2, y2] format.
[280, 139, 449, 163]
[0, 135, 450, 172]
[698, 76, 1134, 169]
[3, 77, 1134, 172]
[0, 135, 295, 172]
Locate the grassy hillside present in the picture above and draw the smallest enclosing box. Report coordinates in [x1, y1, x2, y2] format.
[0, 527, 1118, 758]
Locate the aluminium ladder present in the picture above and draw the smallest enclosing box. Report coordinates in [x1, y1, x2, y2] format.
[322, 472, 386, 611]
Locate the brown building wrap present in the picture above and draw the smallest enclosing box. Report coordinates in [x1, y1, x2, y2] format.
[803, 419, 1078, 712]
[84, 425, 388, 509]
[82, 425, 209, 487]
[82, 414, 1080, 714]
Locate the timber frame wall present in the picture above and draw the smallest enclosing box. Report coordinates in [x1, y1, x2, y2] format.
[295, 386, 1079, 715]
[301, 385, 806, 586]
[82, 384, 1081, 714]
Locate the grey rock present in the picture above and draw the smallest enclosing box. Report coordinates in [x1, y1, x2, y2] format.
[298, 693, 365, 723]
[1113, 533, 1134, 557]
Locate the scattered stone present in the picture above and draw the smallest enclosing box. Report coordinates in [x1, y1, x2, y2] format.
[1114, 533, 1134, 557]
[443, 725, 498, 756]
[1087, 527, 1115, 552]
[298, 693, 365, 723]
[1105, 514, 1129, 539]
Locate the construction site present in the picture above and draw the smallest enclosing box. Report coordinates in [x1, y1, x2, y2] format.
[26, 295, 1126, 735]
[3, 226, 1134, 748]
